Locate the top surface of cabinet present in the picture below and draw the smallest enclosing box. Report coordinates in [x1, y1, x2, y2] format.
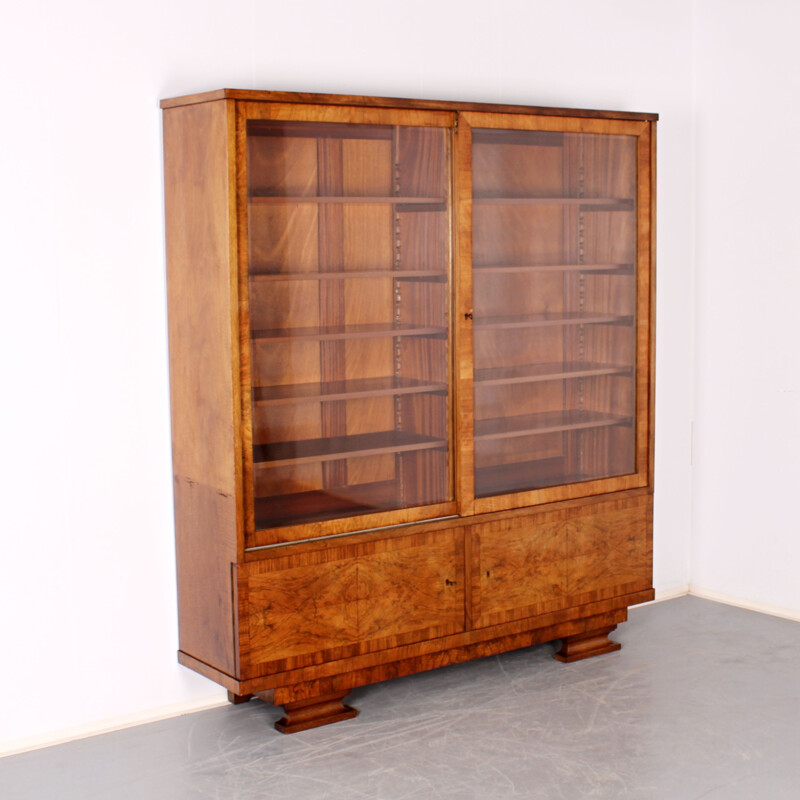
[160, 89, 658, 122]
[162, 92, 655, 551]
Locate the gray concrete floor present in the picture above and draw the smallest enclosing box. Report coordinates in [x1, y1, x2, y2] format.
[2, 596, 799, 799]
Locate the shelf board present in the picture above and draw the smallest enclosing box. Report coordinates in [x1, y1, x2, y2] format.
[475, 409, 631, 441]
[253, 376, 448, 406]
[250, 195, 446, 206]
[473, 196, 634, 210]
[251, 323, 448, 343]
[474, 458, 592, 497]
[253, 430, 447, 467]
[250, 269, 446, 282]
[474, 263, 634, 275]
[474, 312, 633, 331]
[475, 361, 632, 387]
[254, 480, 397, 529]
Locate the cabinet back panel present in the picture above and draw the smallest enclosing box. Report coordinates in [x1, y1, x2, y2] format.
[248, 205, 319, 274]
[473, 206, 565, 267]
[472, 142, 563, 197]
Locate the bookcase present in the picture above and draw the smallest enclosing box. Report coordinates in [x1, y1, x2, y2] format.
[161, 89, 656, 734]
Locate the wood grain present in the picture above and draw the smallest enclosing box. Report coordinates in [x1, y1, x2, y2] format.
[160, 89, 658, 122]
[239, 528, 465, 675]
[163, 91, 656, 731]
[179, 597, 646, 698]
[274, 692, 357, 734]
[567, 494, 653, 600]
[471, 514, 568, 628]
[163, 99, 240, 674]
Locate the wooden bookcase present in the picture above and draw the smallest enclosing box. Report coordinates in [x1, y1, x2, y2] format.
[161, 90, 656, 734]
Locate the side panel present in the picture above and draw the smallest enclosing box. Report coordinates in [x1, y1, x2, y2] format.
[164, 99, 240, 675]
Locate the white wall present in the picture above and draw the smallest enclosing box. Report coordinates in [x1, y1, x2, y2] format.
[0, 0, 695, 749]
[691, 1, 800, 614]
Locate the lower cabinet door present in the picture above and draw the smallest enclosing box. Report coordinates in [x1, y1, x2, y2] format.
[238, 528, 466, 676]
[471, 511, 570, 629]
[471, 494, 652, 629]
[566, 494, 653, 603]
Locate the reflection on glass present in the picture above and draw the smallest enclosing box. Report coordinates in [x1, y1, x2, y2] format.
[472, 129, 637, 497]
[246, 120, 450, 528]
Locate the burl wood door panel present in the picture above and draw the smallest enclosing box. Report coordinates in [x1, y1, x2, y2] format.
[567, 494, 652, 603]
[471, 511, 569, 629]
[239, 529, 465, 676]
[471, 494, 651, 629]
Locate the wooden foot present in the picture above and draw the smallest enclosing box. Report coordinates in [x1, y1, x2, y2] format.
[275, 692, 358, 734]
[555, 625, 621, 663]
[227, 691, 253, 705]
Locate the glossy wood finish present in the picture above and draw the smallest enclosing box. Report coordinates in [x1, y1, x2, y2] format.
[555, 625, 621, 663]
[162, 90, 656, 733]
[178, 589, 647, 698]
[470, 494, 651, 629]
[238, 528, 465, 675]
[273, 692, 358, 734]
[227, 691, 253, 705]
[160, 89, 657, 122]
[163, 99, 241, 675]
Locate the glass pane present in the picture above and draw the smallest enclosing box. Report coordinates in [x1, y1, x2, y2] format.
[246, 120, 450, 529]
[471, 128, 637, 498]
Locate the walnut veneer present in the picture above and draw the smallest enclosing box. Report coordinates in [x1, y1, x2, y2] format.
[161, 89, 656, 733]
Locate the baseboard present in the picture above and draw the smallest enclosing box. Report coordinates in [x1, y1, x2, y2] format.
[634, 585, 690, 607]
[688, 586, 800, 623]
[0, 694, 228, 759]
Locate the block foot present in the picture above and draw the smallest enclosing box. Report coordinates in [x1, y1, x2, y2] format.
[555, 625, 621, 663]
[275, 692, 358, 734]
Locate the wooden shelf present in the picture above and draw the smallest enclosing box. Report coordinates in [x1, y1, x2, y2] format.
[250, 269, 446, 282]
[474, 263, 634, 275]
[251, 323, 448, 343]
[253, 430, 447, 467]
[475, 361, 632, 387]
[475, 409, 631, 441]
[254, 481, 397, 528]
[473, 196, 634, 210]
[250, 195, 446, 206]
[253, 376, 448, 406]
[474, 458, 592, 497]
[474, 312, 633, 331]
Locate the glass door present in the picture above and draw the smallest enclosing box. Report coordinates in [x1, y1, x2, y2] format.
[239, 104, 455, 543]
[457, 113, 652, 510]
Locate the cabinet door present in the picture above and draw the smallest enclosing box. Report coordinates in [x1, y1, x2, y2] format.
[455, 112, 654, 514]
[238, 528, 466, 677]
[470, 494, 651, 629]
[238, 103, 457, 546]
[470, 512, 568, 629]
